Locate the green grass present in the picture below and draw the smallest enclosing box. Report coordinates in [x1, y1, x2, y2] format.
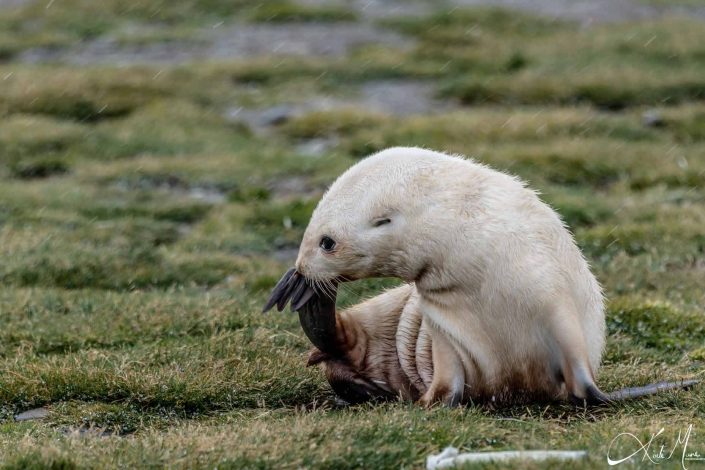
[249, 1, 357, 23]
[0, 3, 704, 469]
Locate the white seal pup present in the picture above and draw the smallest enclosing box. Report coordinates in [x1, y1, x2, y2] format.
[264, 147, 697, 405]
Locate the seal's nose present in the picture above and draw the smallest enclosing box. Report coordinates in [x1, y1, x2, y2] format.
[294, 247, 310, 277]
[294, 258, 305, 277]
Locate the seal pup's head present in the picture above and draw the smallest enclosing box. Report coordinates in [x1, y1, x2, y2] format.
[264, 148, 457, 402]
[295, 147, 446, 285]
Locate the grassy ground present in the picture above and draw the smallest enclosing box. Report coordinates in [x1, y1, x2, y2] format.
[0, 1, 704, 468]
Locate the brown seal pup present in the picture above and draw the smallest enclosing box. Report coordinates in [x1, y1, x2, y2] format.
[264, 147, 698, 405]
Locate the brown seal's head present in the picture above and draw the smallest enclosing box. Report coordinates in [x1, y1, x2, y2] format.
[263, 269, 416, 405]
[262, 267, 392, 404]
[307, 343, 397, 405]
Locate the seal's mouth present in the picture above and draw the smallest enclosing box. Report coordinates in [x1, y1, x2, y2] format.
[262, 267, 341, 355]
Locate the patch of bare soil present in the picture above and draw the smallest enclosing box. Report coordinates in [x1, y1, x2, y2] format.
[302, 0, 705, 24]
[228, 80, 454, 134]
[19, 22, 408, 65]
[16, 0, 705, 66]
[450, 0, 705, 25]
[0, 0, 32, 8]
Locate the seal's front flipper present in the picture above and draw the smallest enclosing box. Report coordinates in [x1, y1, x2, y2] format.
[262, 267, 296, 313]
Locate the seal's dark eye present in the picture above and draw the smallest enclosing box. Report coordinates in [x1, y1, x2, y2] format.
[320, 236, 336, 252]
[372, 217, 391, 227]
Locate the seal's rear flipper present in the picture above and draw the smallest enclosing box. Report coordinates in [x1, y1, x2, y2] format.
[576, 379, 699, 405]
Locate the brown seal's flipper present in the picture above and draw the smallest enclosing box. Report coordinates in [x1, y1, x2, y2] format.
[297, 283, 340, 355]
[576, 379, 700, 405]
[263, 267, 340, 354]
[291, 281, 316, 311]
[262, 267, 321, 314]
[262, 267, 297, 313]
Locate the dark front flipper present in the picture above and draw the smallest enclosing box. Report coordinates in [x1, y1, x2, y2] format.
[262, 268, 297, 313]
[291, 282, 316, 311]
[297, 285, 340, 355]
[263, 268, 340, 355]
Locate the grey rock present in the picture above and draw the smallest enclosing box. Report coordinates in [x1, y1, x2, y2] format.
[258, 105, 297, 126]
[296, 137, 337, 156]
[229, 105, 302, 133]
[360, 80, 451, 116]
[0, 0, 33, 8]
[230, 79, 454, 135]
[642, 109, 665, 128]
[14, 407, 49, 421]
[449, 0, 705, 25]
[188, 187, 227, 204]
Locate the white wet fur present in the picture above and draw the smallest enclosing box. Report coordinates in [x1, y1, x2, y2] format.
[296, 147, 605, 402]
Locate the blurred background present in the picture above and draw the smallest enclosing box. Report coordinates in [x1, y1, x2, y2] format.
[0, 0, 704, 467]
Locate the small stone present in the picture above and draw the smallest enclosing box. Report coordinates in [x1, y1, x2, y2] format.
[228, 105, 302, 134]
[14, 407, 49, 421]
[642, 109, 664, 127]
[334, 396, 351, 407]
[188, 186, 226, 204]
[259, 105, 296, 126]
[62, 427, 115, 438]
[296, 137, 336, 156]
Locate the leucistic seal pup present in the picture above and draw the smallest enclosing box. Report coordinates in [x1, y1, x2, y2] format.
[264, 147, 697, 406]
